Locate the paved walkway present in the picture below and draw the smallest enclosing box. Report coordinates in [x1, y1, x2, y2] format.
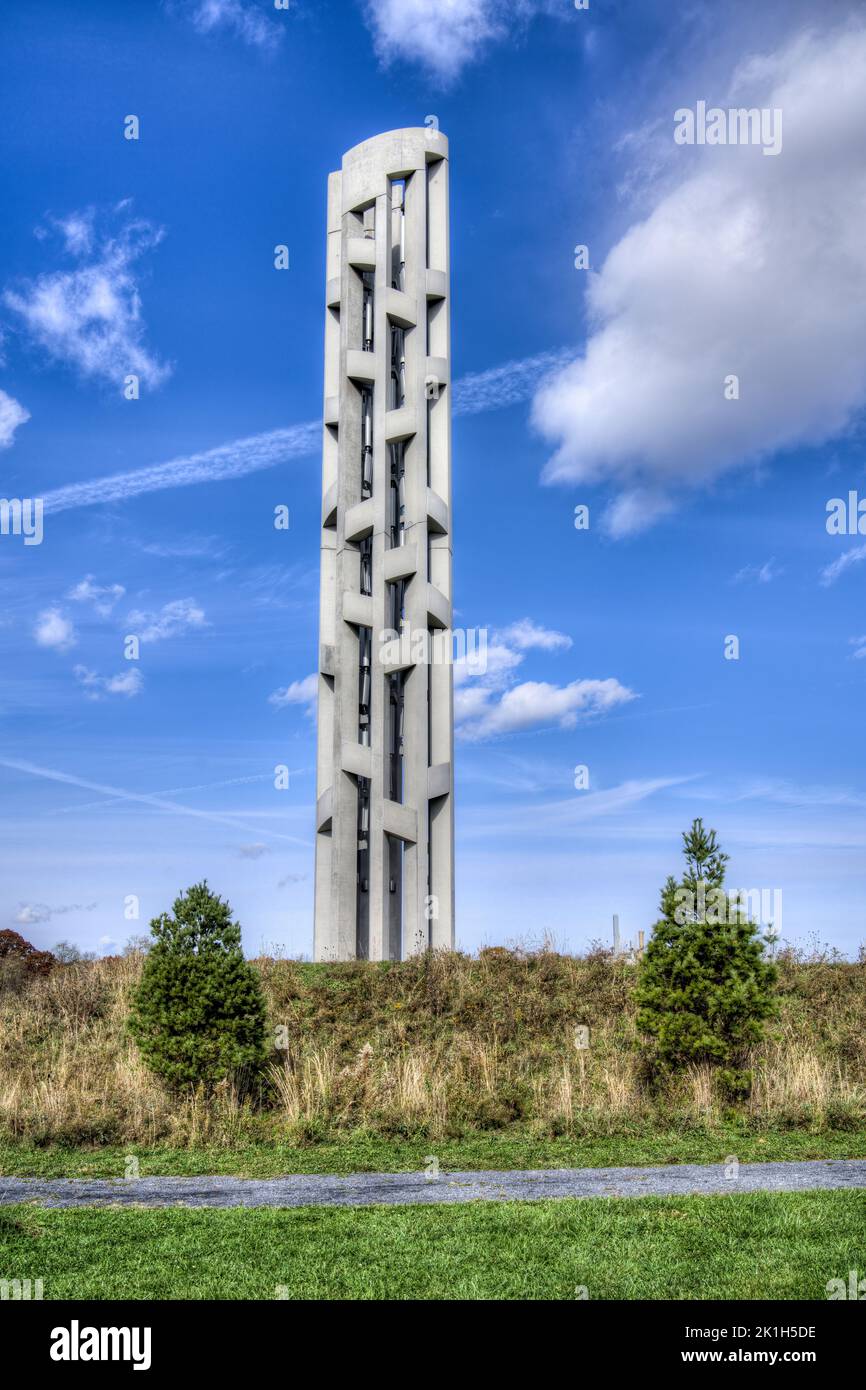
[2, 1159, 864, 1209]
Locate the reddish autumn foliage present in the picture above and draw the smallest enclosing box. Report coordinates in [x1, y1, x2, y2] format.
[0, 929, 55, 977]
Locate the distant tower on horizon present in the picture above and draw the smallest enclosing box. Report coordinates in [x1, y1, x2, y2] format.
[313, 127, 455, 961]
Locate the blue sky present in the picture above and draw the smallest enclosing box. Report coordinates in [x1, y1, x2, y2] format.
[2, 0, 866, 958]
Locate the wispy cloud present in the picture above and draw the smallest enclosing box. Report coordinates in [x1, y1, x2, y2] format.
[186, 0, 282, 51]
[4, 208, 170, 391]
[820, 543, 866, 586]
[461, 776, 691, 838]
[73, 665, 144, 699]
[14, 900, 96, 925]
[230, 562, 316, 611]
[850, 636, 866, 661]
[237, 843, 270, 859]
[67, 574, 126, 616]
[45, 771, 275, 816]
[126, 598, 207, 643]
[49, 211, 96, 257]
[277, 871, 306, 886]
[710, 774, 866, 812]
[0, 757, 311, 846]
[137, 535, 228, 560]
[733, 558, 783, 584]
[0, 389, 29, 449]
[453, 348, 574, 416]
[43, 421, 319, 514]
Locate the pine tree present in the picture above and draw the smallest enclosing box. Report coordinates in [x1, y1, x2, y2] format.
[635, 819, 777, 1074]
[128, 882, 268, 1092]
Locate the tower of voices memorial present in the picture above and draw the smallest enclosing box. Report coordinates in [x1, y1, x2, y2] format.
[313, 128, 456, 962]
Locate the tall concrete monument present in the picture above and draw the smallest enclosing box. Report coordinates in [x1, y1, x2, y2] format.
[313, 128, 455, 961]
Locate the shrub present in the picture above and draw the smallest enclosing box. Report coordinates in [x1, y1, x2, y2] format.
[635, 819, 777, 1072]
[0, 932, 55, 1000]
[128, 882, 268, 1093]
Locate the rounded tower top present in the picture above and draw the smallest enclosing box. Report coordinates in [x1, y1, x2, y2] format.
[335, 126, 448, 216]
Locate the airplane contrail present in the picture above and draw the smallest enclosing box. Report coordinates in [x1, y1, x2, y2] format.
[0, 758, 313, 847]
[41, 348, 574, 515]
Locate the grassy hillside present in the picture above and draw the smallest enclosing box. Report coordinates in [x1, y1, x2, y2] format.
[1, 945, 864, 1152]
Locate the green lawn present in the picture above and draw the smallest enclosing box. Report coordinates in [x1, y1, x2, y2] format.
[1, 1190, 863, 1300]
[2, 1125, 864, 1179]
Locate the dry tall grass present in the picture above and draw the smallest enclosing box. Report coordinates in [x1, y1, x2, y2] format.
[1, 946, 863, 1147]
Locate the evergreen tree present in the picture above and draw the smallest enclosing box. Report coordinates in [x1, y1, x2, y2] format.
[129, 882, 267, 1092]
[635, 819, 777, 1073]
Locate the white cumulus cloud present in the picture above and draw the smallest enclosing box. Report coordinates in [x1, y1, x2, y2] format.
[533, 22, 866, 536]
[453, 614, 634, 739]
[34, 608, 76, 652]
[496, 618, 572, 651]
[364, 0, 551, 83]
[269, 673, 317, 711]
[365, 0, 501, 81]
[453, 641, 523, 689]
[458, 677, 635, 741]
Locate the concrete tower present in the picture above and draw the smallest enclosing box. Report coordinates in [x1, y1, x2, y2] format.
[313, 128, 455, 961]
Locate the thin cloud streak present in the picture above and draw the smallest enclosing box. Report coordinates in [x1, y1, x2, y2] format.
[43, 421, 321, 514]
[820, 543, 866, 587]
[0, 758, 312, 846]
[460, 776, 694, 839]
[452, 348, 574, 416]
[44, 771, 277, 816]
[41, 349, 572, 515]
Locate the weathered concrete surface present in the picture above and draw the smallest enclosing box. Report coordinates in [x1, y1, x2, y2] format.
[2, 1160, 864, 1209]
[314, 128, 455, 964]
